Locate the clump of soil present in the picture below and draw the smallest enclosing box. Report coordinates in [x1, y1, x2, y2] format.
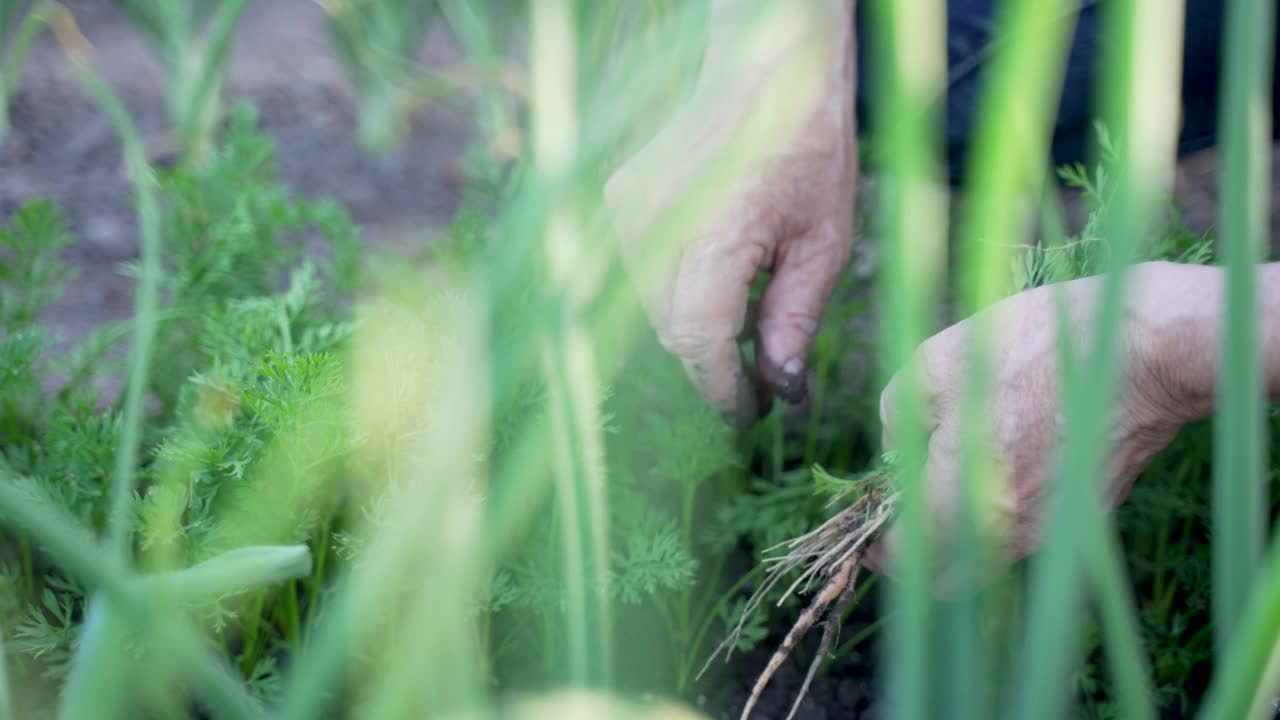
[706, 586, 884, 720]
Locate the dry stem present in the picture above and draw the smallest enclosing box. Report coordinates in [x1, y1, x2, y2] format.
[699, 472, 898, 720]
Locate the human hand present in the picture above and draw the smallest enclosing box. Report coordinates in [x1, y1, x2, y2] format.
[604, 2, 857, 426]
[865, 262, 1224, 574]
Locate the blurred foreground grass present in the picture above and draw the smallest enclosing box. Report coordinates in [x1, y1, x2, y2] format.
[0, 1, 1278, 719]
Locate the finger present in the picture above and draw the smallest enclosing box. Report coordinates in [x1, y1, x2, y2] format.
[879, 372, 902, 453]
[607, 170, 770, 425]
[604, 171, 681, 340]
[666, 218, 773, 425]
[877, 367, 939, 454]
[862, 421, 959, 578]
[923, 421, 962, 536]
[878, 318, 972, 451]
[741, 299, 777, 418]
[860, 525, 895, 576]
[755, 220, 852, 404]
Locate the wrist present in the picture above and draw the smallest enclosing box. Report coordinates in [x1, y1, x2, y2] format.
[1128, 261, 1221, 423]
[1131, 261, 1280, 423]
[700, 0, 855, 102]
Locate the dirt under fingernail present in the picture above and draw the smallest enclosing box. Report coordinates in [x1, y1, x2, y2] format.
[762, 362, 807, 405]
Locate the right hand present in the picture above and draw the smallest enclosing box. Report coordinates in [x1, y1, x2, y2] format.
[865, 262, 1218, 575]
[603, 7, 858, 426]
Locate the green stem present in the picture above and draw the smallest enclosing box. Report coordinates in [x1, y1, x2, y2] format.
[1151, 517, 1169, 622]
[1186, 621, 1213, 655]
[238, 592, 267, 676]
[1, 0, 52, 97]
[0, 469, 124, 593]
[276, 306, 295, 356]
[55, 306, 193, 402]
[1212, 0, 1273, 659]
[688, 547, 728, 645]
[0, 475, 261, 717]
[673, 545, 733, 691]
[1200, 530, 1280, 719]
[178, 0, 247, 164]
[824, 614, 890, 671]
[1155, 460, 1193, 627]
[541, 602, 556, 676]
[680, 485, 695, 563]
[437, 0, 512, 143]
[802, 351, 831, 468]
[17, 537, 31, 595]
[283, 579, 301, 652]
[0, 0, 16, 145]
[686, 564, 763, 680]
[277, 567, 360, 720]
[0, 0, 16, 48]
[842, 573, 878, 622]
[672, 482, 700, 692]
[770, 409, 783, 482]
[0, 0, 56, 139]
[57, 30, 163, 567]
[152, 545, 312, 606]
[307, 516, 333, 618]
[651, 594, 683, 686]
[57, 596, 129, 720]
[156, 614, 263, 720]
[0, 619, 13, 720]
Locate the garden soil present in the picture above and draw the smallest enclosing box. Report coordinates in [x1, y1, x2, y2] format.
[0, 2, 1270, 718]
[2, 0, 471, 359]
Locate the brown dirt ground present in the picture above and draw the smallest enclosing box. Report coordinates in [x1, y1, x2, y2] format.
[3, 0, 1269, 374]
[2, 0, 472, 350]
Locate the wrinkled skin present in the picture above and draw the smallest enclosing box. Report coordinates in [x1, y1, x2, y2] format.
[604, 3, 1268, 577]
[865, 262, 1228, 574]
[604, 7, 857, 425]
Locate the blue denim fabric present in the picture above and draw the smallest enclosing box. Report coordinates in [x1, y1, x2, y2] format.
[854, 0, 1275, 183]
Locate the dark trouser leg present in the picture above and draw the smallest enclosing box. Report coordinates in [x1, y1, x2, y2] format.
[854, 1, 1277, 186]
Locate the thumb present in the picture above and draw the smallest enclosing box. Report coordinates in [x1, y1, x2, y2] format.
[861, 420, 961, 580]
[755, 221, 850, 403]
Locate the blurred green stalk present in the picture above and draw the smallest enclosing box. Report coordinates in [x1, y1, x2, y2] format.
[864, 1, 947, 717]
[1212, 0, 1275, 659]
[950, 3, 1079, 717]
[177, 0, 247, 164]
[530, 0, 615, 687]
[59, 28, 163, 568]
[56, 596, 130, 720]
[1200, 540, 1280, 718]
[0, 0, 58, 141]
[0, 471, 269, 718]
[146, 545, 313, 604]
[1015, 0, 1183, 717]
[115, 0, 248, 163]
[322, 0, 440, 151]
[438, 0, 514, 145]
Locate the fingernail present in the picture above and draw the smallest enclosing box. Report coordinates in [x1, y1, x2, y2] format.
[764, 357, 807, 405]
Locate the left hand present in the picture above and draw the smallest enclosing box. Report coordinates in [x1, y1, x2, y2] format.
[603, 1, 858, 426]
